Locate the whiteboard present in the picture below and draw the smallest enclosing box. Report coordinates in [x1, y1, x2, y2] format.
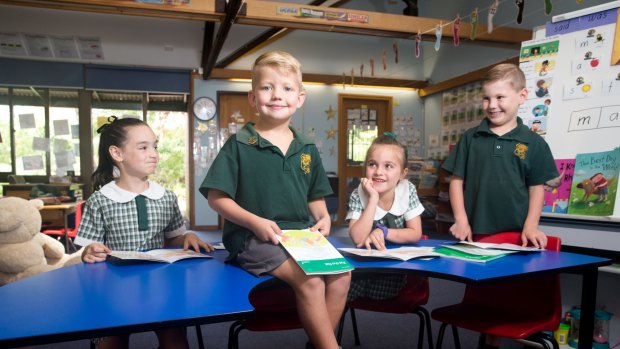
[519, 3, 620, 221]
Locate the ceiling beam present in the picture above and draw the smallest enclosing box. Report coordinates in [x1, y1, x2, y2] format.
[215, 0, 351, 69]
[202, 0, 244, 80]
[211, 68, 428, 89]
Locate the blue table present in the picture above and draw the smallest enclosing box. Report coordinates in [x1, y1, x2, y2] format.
[0, 239, 611, 349]
[330, 237, 612, 349]
[0, 250, 266, 348]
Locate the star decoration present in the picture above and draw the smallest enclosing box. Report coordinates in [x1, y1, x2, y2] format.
[326, 128, 337, 140]
[325, 105, 336, 120]
[196, 121, 209, 133]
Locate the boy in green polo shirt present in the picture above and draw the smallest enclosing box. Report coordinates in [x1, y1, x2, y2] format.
[441, 63, 558, 349]
[200, 51, 350, 349]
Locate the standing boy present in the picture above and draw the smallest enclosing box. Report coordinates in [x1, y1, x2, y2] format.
[200, 51, 350, 349]
[441, 63, 558, 348]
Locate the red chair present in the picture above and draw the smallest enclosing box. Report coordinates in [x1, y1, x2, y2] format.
[41, 201, 84, 253]
[336, 234, 433, 349]
[228, 279, 303, 349]
[431, 232, 562, 349]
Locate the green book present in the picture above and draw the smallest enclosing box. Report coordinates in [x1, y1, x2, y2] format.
[277, 229, 354, 275]
[434, 246, 512, 263]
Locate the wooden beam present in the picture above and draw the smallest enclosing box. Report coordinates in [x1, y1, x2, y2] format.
[237, 1, 532, 46]
[211, 68, 428, 89]
[418, 56, 519, 97]
[203, 0, 244, 79]
[0, 0, 222, 21]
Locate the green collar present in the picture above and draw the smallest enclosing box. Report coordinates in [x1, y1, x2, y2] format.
[475, 117, 533, 143]
[236, 122, 314, 149]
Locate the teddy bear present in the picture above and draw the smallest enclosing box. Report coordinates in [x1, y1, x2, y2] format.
[0, 196, 81, 286]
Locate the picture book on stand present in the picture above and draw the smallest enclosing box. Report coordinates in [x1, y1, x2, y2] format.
[543, 159, 575, 214]
[568, 148, 619, 216]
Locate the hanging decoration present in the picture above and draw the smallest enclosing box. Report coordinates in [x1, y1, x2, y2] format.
[488, 0, 499, 34]
[543, 0, 552, 15]
[415, 30, 421, 58]
[326, 128, 337, 140]
[453, 14, 461, 46]
[435, 23, 442, 51]
[470, 8, 478, 40]
[360, 63, 364, 80]
[382, 48, 387, 70]
[516, 0, 525, 24]
[342, 72, 346, 89]
[370, 57, 375, 77]
[350, 68, 355, 86]
[393, 40, 399, 64]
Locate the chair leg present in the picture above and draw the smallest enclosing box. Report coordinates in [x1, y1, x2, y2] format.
[528, 332, 559, 349]
[412, 310, 425, 349]
[436, 323, 448, 349]
[451, 325, 461, 349]
[417, 307, 434, 349]
[349, 308, 361, 346]
[228, 320, 243, 349]
[195, 325, 204, 349]
[232, 323, 246, 349]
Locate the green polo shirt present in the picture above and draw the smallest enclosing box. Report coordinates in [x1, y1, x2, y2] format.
[442, 117, 558, 235]
[200, 123, 333, 260]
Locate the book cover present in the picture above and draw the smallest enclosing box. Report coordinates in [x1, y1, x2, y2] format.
[433, 246, 512, 263]
[338, 246, 440, 261]
[543, 159, 575, 214]
[277, 230, 354, 275]
[106, 249, 212, 265]
[568, 148, 620, 216]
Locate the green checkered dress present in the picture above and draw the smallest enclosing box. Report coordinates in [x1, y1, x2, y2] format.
[75, 182, 185, 251]
[346, 180, 426, 301]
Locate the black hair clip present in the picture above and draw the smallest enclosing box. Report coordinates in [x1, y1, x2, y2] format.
[96, 115, 118, 134]
[383, 131, 397, 139]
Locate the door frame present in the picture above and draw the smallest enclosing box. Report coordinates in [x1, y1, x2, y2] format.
[337, 94, 393, 226]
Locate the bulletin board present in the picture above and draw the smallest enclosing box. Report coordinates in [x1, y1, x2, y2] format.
[518, 2, 620, 222]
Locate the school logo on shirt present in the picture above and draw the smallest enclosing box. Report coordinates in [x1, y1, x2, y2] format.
[514, 143, 528, 160]
[248, 136, 258, 145]
[301, 153, 311, 174]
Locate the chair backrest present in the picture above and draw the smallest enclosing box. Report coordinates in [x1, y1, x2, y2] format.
[74, 201, 84, 230]
[464, 232, 562, 324]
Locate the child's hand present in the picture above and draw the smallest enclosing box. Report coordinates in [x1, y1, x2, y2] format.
[449, 220, 473, 242]
[81, 242, 110, 263]
[521, 227, 547, 249]
[309, 215, 331, 236]
[360, 177, 379, 201]
[250, 217, 282, 245]
[362, 228, 387, 251]
[182, 233, 214, 253]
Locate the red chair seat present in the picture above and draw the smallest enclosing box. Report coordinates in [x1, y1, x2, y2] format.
[348, 274, 429, 313]
[431, 232, 562, 349]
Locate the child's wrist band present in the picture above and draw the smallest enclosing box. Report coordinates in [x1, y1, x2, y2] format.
[374, 223, 389, 239]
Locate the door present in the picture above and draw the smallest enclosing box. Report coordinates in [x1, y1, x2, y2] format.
[217, 91, 257, 137]
[337, 94, 392, 225]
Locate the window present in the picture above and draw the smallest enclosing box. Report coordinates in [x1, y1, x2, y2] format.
[50, 90, 80, 176]
[13, 88, 46, 176]
[0, 87, 11, 173]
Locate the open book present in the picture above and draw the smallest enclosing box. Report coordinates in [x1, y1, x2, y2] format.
[339, 246, 440, 261]
[455, 241, 544, 252]
[107, 248, 212, 265]
[433, 244, 515, 263]
[277, 229, 353, 275]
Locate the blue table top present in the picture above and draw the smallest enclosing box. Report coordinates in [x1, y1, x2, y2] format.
[0, 250, 266, 347]
[329, 237, 611, 283]
[0, 238, 611, 347]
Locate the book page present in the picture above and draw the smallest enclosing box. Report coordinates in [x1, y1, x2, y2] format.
[458, 241, 544, 252]
[339, 246, 439, 261]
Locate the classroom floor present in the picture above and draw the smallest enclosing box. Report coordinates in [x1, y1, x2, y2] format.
[20, 226, 533, 349]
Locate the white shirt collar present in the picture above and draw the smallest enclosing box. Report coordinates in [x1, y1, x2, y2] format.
[100, 181, 165, 203]
[358, 180, 410, 220]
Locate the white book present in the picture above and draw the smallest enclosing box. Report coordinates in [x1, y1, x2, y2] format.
[338, 246, 440, 261]
[456, 241, 544, 252]
[107, 248, 212, 265]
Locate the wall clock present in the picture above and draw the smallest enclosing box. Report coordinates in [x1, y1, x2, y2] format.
[193, 96, 217, 121]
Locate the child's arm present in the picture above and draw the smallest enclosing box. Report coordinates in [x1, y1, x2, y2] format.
[521, 184, 548, 249]
[81, 242, 111, 263]
[448, 175, 473, 242]
[166, 233, 214, 253]
[207, 189, 281, 245]
[383, 216, 423, 244]
[348, 178, 380, 248]
[308, 198, 331, 236]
